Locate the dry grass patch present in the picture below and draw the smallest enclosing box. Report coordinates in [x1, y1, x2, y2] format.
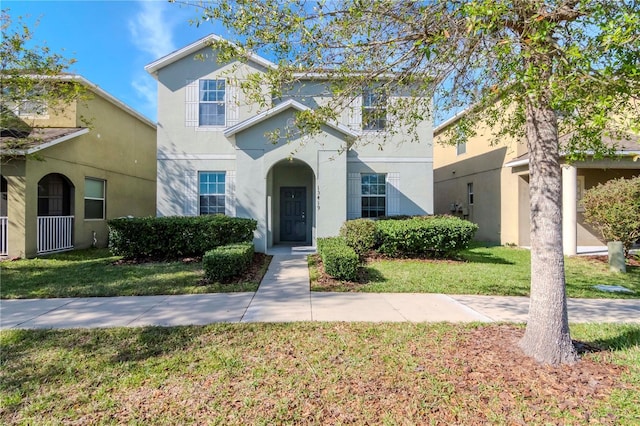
[1, 323, 638, 424]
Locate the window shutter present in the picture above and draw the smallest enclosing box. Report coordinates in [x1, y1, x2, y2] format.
[348, 96, 362, 131]
[184, 171, 198, 216]
[347, 173, 361, 219]
[185, 79, 198, 127]
[225, 170, 236, 216]
[226, 82, 239, 126]
[386, 172, 400, 216]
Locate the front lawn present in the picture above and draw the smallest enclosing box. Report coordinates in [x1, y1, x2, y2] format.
[311, 245, 640, 298]
[1, 323, 638, 424]
[0, 249, 271, 299]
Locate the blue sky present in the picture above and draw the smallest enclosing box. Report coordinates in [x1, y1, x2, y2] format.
[5, 0, 228, 122]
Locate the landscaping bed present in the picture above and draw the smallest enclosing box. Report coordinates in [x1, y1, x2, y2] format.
[1, 323, 638, 424]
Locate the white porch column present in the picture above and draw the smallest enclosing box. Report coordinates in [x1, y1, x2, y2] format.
[562, 165, 577, 256]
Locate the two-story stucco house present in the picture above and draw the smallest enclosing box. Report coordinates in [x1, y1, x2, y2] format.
[146, 34, 433, 253]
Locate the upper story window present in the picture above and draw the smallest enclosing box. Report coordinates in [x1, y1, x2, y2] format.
[17, 100, 48, 117]
[199, 79, 226, 126]
[362, 88, 387, 131]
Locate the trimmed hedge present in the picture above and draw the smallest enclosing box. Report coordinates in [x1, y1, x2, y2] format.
[108, 215, 257, 260]
[317, 237, 359, 281]
[203, 242, 254, 282]
[340, 218, 378, 260]
[376, 215, 478, 257]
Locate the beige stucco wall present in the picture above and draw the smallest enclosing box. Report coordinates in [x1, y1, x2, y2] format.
[434, 114, 640, 247]
[434, 119, 524, 244]
[1, 90, 156, 258]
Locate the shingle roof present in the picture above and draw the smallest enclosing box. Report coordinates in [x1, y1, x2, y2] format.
[0, 127, 87, 154]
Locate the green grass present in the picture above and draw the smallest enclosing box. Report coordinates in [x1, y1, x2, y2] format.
[311, 245, 640, 298]
[1, 323, 638, 424]
[0, 249, 269, 299]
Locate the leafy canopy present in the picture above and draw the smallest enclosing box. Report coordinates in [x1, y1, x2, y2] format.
[1, 9, 86, 148]
[178, 0, 639, 154]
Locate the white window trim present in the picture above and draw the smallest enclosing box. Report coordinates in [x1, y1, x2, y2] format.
[362, 88, 387, 132]
[361, 173, 387, 218]
[84, 178, 106, 221]
[198, 171, 227, 216]
[14, 100, 49, 119]
[198, 79, 227, 128]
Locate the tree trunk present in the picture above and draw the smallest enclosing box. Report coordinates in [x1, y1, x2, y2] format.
[519, 100, 578, 365]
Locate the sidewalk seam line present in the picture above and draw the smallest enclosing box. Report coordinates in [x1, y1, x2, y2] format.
[125, 296, 171, 326]
[2, 298, 77, 329]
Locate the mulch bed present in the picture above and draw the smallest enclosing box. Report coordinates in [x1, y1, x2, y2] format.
[583, 254, 640, 267]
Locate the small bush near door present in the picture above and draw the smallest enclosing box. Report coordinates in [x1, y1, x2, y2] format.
[317, 237, 359, 281]
[339, 218, 378, 260]
[203, 242, 255, 282]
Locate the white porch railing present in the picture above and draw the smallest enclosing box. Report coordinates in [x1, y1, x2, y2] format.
[0, 217, 7, 256]
[37, 216, 74, 254]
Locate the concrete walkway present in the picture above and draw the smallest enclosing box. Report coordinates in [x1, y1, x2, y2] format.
[1, 251, 639, 330]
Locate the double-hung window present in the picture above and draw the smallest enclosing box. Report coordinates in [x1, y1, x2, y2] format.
[362, 88, 387, 131]
[199, 79, 226, 126]
[84, 178, 105, 220]
[361, 173, 386, 218]
[199, 172, 226, 215]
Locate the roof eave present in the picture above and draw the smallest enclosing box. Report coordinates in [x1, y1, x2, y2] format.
[224, 99, 359, 139]
[145, 34, 277, 77]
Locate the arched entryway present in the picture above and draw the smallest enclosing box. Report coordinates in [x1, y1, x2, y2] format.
[267, 159, 315, 247]
[37, 173, 75, 253]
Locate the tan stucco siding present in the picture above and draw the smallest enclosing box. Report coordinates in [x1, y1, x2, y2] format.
[1, 89, 156, 258]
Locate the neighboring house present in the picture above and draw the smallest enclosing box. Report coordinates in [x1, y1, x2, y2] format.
[145, 34, 433, 253]
[0, 75, 157, 258]
[433, 111, 640, 254]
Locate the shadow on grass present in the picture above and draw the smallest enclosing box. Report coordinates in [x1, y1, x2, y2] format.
[460, 251, 516, 265]
[591, 327, 640, 351]
[111, 326, 203, 362]
[357, 267, 386, 284]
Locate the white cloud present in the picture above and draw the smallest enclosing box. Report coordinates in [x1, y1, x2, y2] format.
[128, 1, 177, 60]
[132, 72, 158, 121]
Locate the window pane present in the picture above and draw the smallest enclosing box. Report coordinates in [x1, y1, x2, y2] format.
[199, 172, 226, 215]
[85, 179, 104, 198]
[85, 199, 104, 219]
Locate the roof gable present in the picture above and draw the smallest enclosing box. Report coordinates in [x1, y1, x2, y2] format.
[223, 99, 359, 139]
[145, 34, 276, 76]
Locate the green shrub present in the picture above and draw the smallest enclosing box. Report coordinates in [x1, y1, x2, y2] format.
[203, 243, 254, 282]
[108, 215, 257, 260]
[317, 237, 359, 281]
[339, 219, 378, 259]
[582, 176, 640, 255]
[376, 215, 478, 257]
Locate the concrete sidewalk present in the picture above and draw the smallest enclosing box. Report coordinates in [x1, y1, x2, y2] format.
[1, 252, 639, 330]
